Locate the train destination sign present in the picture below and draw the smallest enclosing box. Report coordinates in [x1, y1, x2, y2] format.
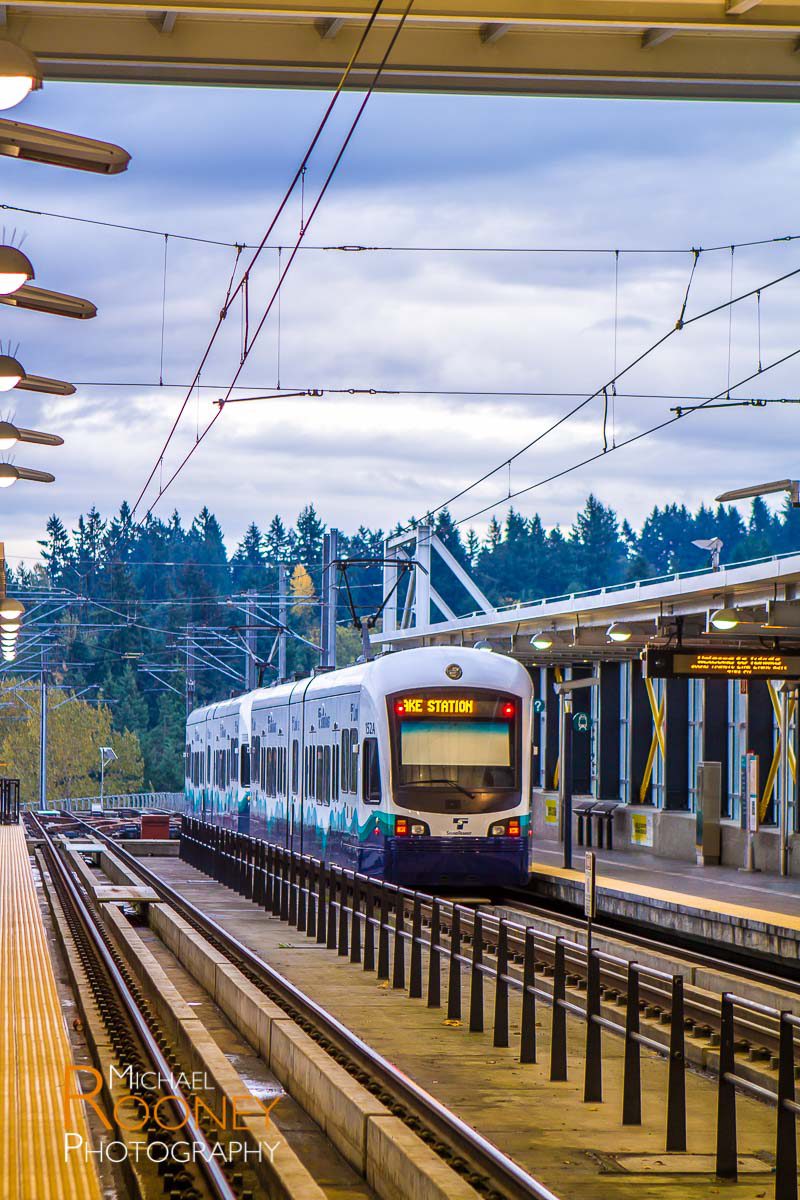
[394, 696, 516, 717]
[644, 647, 800, 680]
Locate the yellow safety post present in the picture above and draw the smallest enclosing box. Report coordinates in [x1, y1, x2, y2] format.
[639, 679, 666, 803]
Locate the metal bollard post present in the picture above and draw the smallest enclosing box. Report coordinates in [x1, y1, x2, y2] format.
[288, 854, 298, 926]
[280, 850, 290, 923]
[350, 876, 362, 964]
[392, 894, 406, 989]
[377, 888, 391, 980]
[253, 842, 263, 906]
[469, 911, 484, 1033]
[264, 844, 274, 912]
[297, 857, 307, 931]
[622, 963, 641, 1125]
[409, 894, 423, 999]
[337, 873, 349, 956]
[550, 937, 568, 1082]
[715, 994, 738, 1180]
[272, 846, 282, 916]
[447, 906, 462, 1021]
[427, 899, 441, 1008]
[519, 927, 536, 1063]
[776, 1013, 798, 1200]
[363, 881, 376, 972]
[327, 868, 338, 949]
[306, 861, 317, 937]
[666, 974, 687, 1152]
[493, 919, 509, 1048]
[316, 865, 327, 943]
[244, 838, 253, 900]
[583, 947, 602, 1103]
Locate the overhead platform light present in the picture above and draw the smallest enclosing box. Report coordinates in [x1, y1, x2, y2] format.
[0, 283, 96, 319]
[0, 118, 130, 174]
[0, 421, 63, 450]
[716, 478, 800, 508]
[0, 354, 23, 390]
[607, 621, 653, 643]
[530, 628, 557, 650]
[14, 373, 75, 396]
[710, 607, 750, 631]
[0, 41, 42, 111]
[0, 462, 55, 486]
[0, 597, 23, 618]
[0, 245, 33, 294]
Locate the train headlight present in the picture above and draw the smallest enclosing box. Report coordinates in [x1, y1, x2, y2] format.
[490, 823, 505, 836]
[411, 823, 426, 835]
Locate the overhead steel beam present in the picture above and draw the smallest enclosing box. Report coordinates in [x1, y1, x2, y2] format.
[4, 1, 800, 100]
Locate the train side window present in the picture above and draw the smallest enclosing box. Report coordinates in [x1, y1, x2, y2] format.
[349, 729, 359, 793]
[323, 745, 331, 805]
[315, 746, 323, 801]
[332, 745, 339, 801]
[292, 740, 299, 793]
[340, 731, 348, 793]
[240, 744, 250, 787]
[362, 738, 381, 805]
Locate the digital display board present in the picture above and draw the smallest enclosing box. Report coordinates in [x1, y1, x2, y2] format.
[643, 647, 800, 680]
[393, 695, 515, 718]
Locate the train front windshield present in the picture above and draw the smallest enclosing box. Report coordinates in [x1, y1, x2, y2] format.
[390, 691, 520, 809]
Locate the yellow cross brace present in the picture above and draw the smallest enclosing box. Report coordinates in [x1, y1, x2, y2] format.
[639, 678, 666, 803]
[552, 666, 563, 790]
[761, 682, 797, 821]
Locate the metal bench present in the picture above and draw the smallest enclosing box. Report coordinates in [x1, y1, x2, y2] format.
[588, 800, 620, 850]
[574, 799, 598, 846]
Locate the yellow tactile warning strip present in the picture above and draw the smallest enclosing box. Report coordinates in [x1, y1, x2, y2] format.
[532, 861, 800, 933]
[0, 824, 102, 1200]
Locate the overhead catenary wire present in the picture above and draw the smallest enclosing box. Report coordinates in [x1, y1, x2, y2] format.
[141, 0, 416, 520]
[450, 342, 800, 532]
[401, 254, 800, 535]
[4, 201, 800, 258]
[131, 0, 395, 520]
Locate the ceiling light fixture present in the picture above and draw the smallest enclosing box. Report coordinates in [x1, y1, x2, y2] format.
[0, 244, 33, 295]
[0, 463, 55, 487]
[0, 41, 42, 111]
[0, 420, 63, 450]
[0, 353, 24, 390]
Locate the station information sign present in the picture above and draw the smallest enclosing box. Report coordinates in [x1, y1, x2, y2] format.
[643, 646, 800, 680]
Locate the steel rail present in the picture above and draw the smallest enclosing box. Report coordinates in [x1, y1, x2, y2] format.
[29, 814, 238, 1200]
[73, 818, 559, 1200]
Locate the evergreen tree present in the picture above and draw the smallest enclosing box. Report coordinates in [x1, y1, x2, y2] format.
[39, 515, 73, 586]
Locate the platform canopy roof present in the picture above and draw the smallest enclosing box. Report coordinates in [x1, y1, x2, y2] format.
[8, 0, 800, 100]
[372, 546, 800, 664]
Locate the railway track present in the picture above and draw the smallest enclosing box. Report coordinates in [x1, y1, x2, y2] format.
[30, 813, 240, 1200]
[38, 813, 558, 1200]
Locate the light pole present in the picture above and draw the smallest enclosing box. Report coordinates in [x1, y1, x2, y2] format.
[99, 745, 116, 804]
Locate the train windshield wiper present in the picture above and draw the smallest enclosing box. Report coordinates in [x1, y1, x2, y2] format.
[407, 777, 475, 800]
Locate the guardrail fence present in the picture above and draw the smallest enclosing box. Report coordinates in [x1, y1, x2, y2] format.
[179, 820, 697, 1160]
[27, 791, 186, 812]
[180, 818, 800, 1197]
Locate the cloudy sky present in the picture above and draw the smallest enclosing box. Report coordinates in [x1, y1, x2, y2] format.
[4, 78, 800, 565]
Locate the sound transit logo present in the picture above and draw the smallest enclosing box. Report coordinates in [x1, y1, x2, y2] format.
[63, 1064, 283, 1166]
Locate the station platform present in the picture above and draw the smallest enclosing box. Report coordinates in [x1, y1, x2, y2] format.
[530, 835, 800, 964]
[0, 824, 101, 1200]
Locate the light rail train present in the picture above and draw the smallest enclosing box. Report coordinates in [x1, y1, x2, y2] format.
[185, 646, 533, 886]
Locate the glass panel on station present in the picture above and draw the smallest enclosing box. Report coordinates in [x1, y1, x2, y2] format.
[727, 679, 746, 823]
[619, 661, 631, 805]
[687, 679, 703, 814]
